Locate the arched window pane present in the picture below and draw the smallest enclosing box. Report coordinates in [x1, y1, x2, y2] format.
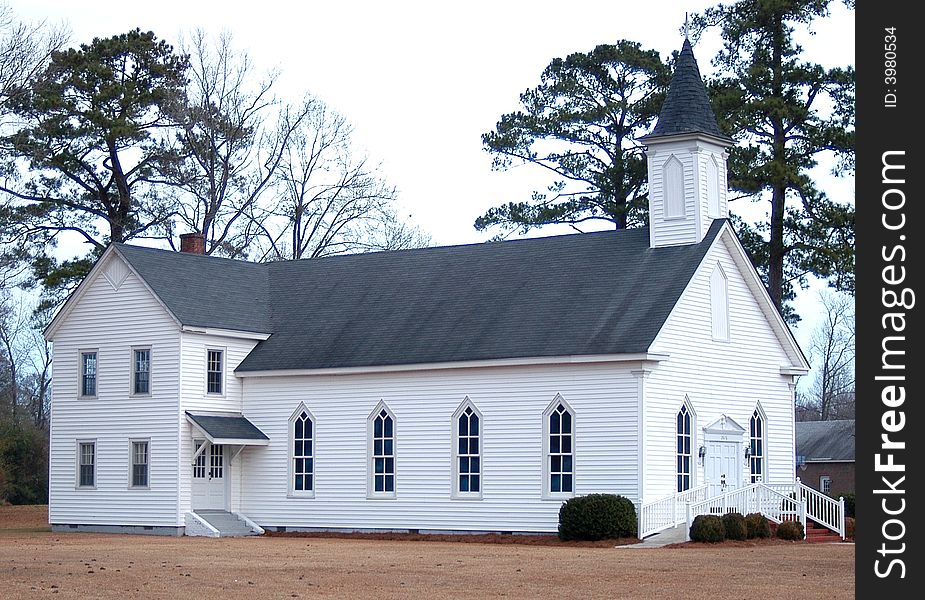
[292, 410, 314, 493]
[547, 401, 575, 494]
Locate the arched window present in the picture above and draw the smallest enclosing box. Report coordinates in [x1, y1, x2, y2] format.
[452, 398, 482, 498]
[544, 396, 575, 497]
[710, 264, 729, 341]
[369, 402, 396, 497]
[663, 156, 686, 219]
[677, 404, 692, 492]
[707, 156, 721, 217]
[749, 408, 765, 483]
[290, 405, 315, 496]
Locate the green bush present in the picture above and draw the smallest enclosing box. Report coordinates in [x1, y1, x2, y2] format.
[776, 521, 805, 541]
[689, 515, 725, 543]
[839, 493, 855, 518]
[845, 517, 855, 539]
[722, 512, 747, 540]
[557, 494, 637, 540]
[745, 513, 771, 539]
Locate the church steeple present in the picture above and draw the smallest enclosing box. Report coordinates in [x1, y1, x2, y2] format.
[642, 37, 733, 249]
[647, 38, 729, 142]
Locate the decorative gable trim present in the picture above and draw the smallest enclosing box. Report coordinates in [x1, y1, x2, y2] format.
[102, 256, 131, 291]
[44, 246, 183, 340]
[702, 414, 746, 436]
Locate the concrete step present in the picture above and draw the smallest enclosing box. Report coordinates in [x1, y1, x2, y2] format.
[193, 510, 260, 537]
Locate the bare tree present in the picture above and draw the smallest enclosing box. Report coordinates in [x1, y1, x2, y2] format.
[797, 291, 855, 420]
[249, 96, 427, 261]
[0, 4, 68, 123]
[167, 30, 311, 257]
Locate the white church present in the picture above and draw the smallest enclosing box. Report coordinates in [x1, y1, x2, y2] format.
[45, 38, 845, 539]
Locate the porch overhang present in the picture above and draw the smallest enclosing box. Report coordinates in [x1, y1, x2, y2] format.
[185, 411, 270, 446]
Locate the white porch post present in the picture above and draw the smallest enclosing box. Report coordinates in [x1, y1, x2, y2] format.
[800, 498, 807, 539]
[685, 502, 692, 541]
[839, 496, 846, 539]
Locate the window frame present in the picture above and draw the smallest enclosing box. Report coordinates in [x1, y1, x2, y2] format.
[131, 347, 152, 396]
[749, 407, 766, 484]
[78, 349, 99, 398]
[76, 439, 97, 489]
[677, 401, 694, 493]
[128, 438, 150, 489]
[706, 155, 722, 217]
[451, 398, 483, 500]
[663, 155, 687, 220]
[542, 395, 575, 500]
[192, 439, 208, 480]
[820, 475, 832, 494]
[710, 263, 730, 342]
[288, 404, 316, 498]
[205, 348, 225, 396]
[367, 401, 396, 499]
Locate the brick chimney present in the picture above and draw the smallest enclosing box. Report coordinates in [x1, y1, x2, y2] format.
[179, 233, 206, 255]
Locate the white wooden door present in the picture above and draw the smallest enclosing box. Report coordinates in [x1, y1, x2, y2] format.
[191, 442, 226, 510]
[705, 440, 740, 497]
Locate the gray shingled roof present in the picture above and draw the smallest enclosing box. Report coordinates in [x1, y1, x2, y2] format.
[186, 412, 269, 441]
[115, 221, 726, 372]
[644, 38, 730, 141]
[795, 420, 855, 462]
[116, 244, 271, 333]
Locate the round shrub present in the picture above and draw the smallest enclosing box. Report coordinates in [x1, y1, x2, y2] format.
[776, 521, 805, 541]
[845, 517, 855, 539]
[689, 514, 725, 543]
[745, 513, 771, 539]
[557, 494, 637, 540]
[722, 512, 747, 541]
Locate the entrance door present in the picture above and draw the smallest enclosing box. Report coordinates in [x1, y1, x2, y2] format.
[705, 440, 740, 497]
[191, 441, 225, 510]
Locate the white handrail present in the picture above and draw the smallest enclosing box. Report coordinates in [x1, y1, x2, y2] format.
[795, 479, 846, 539]
[638, 484, 708, 538]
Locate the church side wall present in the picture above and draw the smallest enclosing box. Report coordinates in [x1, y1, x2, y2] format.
[237, 362, 639, 533]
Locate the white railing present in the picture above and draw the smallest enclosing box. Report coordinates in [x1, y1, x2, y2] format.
[685, 483, 806, 540]
[638, 485, 708, 538]
[795, 479, 846, 539]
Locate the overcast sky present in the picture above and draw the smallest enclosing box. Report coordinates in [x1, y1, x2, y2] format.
[12, 0, 855, 374]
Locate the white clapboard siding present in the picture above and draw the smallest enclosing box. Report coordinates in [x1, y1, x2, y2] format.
[643, 232, 795, 502]
[177, 333, 259, 515]
[235, 362, 639, 533]
[48, 254, 181, 527]
[647, 149, 699, 247]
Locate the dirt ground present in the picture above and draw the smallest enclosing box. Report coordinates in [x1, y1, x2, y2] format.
[0, 506, 854, 599]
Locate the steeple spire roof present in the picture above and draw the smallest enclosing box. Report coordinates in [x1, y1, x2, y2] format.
[646, 38, 730, 141]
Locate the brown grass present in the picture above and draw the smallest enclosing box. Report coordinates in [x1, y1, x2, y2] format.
[0, 506, 854, 599]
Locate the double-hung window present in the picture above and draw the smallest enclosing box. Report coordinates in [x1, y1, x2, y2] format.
[206, 349, 224, 394]
[130, 440, 149, 488]
[453, 400, 482, 498]
[80, 351, 97, 397]
[544, 397, 575, 497]
[749, 409, 765, 483]
[78, 441, 96, 488]
[133, 349, 151, 395]
[291, 407, 314, 496]
[677, 405, 692, 492]
[369, 404, 395, 497]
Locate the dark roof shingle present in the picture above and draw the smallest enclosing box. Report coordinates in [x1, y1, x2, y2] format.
[645, 38, 729, 141]
[115, 221, 726, 372]
[795, 420, 855, 462]
[186, 412, 269, 441]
